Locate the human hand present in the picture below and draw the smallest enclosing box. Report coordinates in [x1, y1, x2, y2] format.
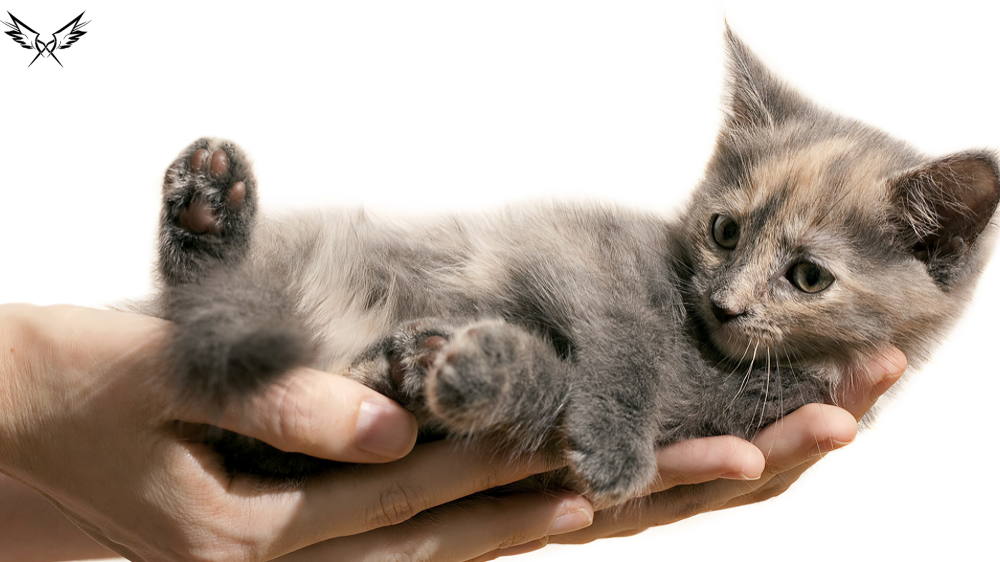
[0, 304, 594, 562]
[548, 347, 906, 545]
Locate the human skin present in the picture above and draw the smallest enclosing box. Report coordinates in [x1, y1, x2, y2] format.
[0, 304, 904, 561]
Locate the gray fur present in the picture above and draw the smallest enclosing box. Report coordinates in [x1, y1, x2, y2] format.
[148, 30, 999, 508]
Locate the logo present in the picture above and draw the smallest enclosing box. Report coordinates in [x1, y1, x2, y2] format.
[3, 11, 89, 67]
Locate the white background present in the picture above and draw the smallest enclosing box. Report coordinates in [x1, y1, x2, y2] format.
[1, 1, 997, 560]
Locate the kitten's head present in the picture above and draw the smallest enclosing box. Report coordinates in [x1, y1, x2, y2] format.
[681, 29, 999, 379]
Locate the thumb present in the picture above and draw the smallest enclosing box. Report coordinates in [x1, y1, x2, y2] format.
[183, 367, 418, 463]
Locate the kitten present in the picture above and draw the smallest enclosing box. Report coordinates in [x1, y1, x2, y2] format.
[149, 29, 999, 508]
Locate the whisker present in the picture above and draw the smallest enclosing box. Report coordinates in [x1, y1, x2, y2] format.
[762, 346, 777, 460]
[757, 345, 772, 431]
[728, 340, 759, 411]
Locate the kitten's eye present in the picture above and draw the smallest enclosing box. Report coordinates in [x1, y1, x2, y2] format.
[787, 261, 835, 293]
[712, 214, 740, 249]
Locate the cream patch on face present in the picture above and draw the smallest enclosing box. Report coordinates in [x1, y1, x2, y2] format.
[748, 137, 893, 225]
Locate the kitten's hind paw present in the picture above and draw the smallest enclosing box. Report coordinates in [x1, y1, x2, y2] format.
[175, 144, 248, 234]
[427, 321, 520, 432]
[159, 138, 258, 285]
[426, 320, 569, 450]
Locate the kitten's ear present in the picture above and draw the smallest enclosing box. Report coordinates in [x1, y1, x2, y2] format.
[722, 26, 808, 132]
[891, 151, 1000, 283]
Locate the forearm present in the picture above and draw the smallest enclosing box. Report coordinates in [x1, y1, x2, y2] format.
[0, 473, 117, 562]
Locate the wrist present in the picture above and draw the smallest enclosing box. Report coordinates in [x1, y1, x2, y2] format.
[0, 304, 36, 471]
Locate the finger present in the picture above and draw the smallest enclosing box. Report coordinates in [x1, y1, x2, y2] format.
[652, 435, 765, 492]
[551, 477, 744, 544]
[751, 403, 857, 473]
[719, 456, 821, 510]
[282, 439, 565, 548]
[835, 346, 907, 420]
[553, 454, 807, 546]
[464, 537, 549, 561]
[557, 452, 819, 545]
[277, 491, 592, 562]
[181, 367, 418, 463]
[496, 538, 548, 558]
[552, 403, 860, 545]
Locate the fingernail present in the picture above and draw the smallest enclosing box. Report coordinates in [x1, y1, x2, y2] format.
[720, 471, 760, 481]
[355, 398, 415, 459]
[546, 499, 593, 535]
[812, 438, 854, 457]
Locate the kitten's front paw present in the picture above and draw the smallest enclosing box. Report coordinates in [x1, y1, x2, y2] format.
[568, 443, 658, 510]
[349, 320, 454, 427]
[388, 320, 454, 405]
[159, 138, 258, 284]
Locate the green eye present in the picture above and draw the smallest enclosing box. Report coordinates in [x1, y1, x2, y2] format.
[712, 214, 740, 249]
[787, 261, 835, 293]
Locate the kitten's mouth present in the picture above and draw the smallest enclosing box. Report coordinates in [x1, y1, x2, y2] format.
[700, 302, 784, 364]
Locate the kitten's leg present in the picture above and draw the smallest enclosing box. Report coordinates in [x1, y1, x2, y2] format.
[155, 140, 328, 479]
[427, 320, 660, 506]
[435, 320, 663, 508]
[158, 138, 258, 285]
[156, 139, 311, 404]
[560, 326, 663, 509]
[435, 313, 663, 507]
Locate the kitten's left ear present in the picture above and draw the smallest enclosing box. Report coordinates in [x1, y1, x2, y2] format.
[722, 25, 810, 132]
[891, 151, 1000, 283]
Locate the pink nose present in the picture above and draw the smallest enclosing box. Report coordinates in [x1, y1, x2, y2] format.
[710, 298, 746, 324]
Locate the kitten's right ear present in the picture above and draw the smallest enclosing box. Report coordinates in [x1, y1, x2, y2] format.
[722, 26, 808, 133]
[891, 151, 1000, 284]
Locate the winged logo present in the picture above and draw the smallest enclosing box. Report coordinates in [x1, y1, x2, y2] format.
[3, 11, 89, 67]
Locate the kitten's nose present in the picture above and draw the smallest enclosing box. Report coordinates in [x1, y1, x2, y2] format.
[710, 299, 746, 324]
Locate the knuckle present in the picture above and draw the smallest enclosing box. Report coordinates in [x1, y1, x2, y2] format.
[496, 532, 532, 550]
[477, 463, 504, 491]
[272, 377, 321, 452]
[752, 472, 794, 502]
[367, 480, 420, 528]
[665, 493, 707, 522]
[640, 481, 728, 526]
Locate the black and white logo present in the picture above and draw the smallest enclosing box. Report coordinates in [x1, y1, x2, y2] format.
[3, 11, 89, 67]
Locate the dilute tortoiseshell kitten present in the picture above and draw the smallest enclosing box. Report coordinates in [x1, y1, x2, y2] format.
[148, 30, 998, 507]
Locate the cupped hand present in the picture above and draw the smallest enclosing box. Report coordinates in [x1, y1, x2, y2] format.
[548, 347, 907, 545]
[0, 304, 594, 561]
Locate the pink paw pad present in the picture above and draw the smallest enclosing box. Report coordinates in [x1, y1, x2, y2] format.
[177, 196, 220, 234]
[209, 149, 229, 178]
[227, 181, 246, 210]
[174, 144, 248, 235]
